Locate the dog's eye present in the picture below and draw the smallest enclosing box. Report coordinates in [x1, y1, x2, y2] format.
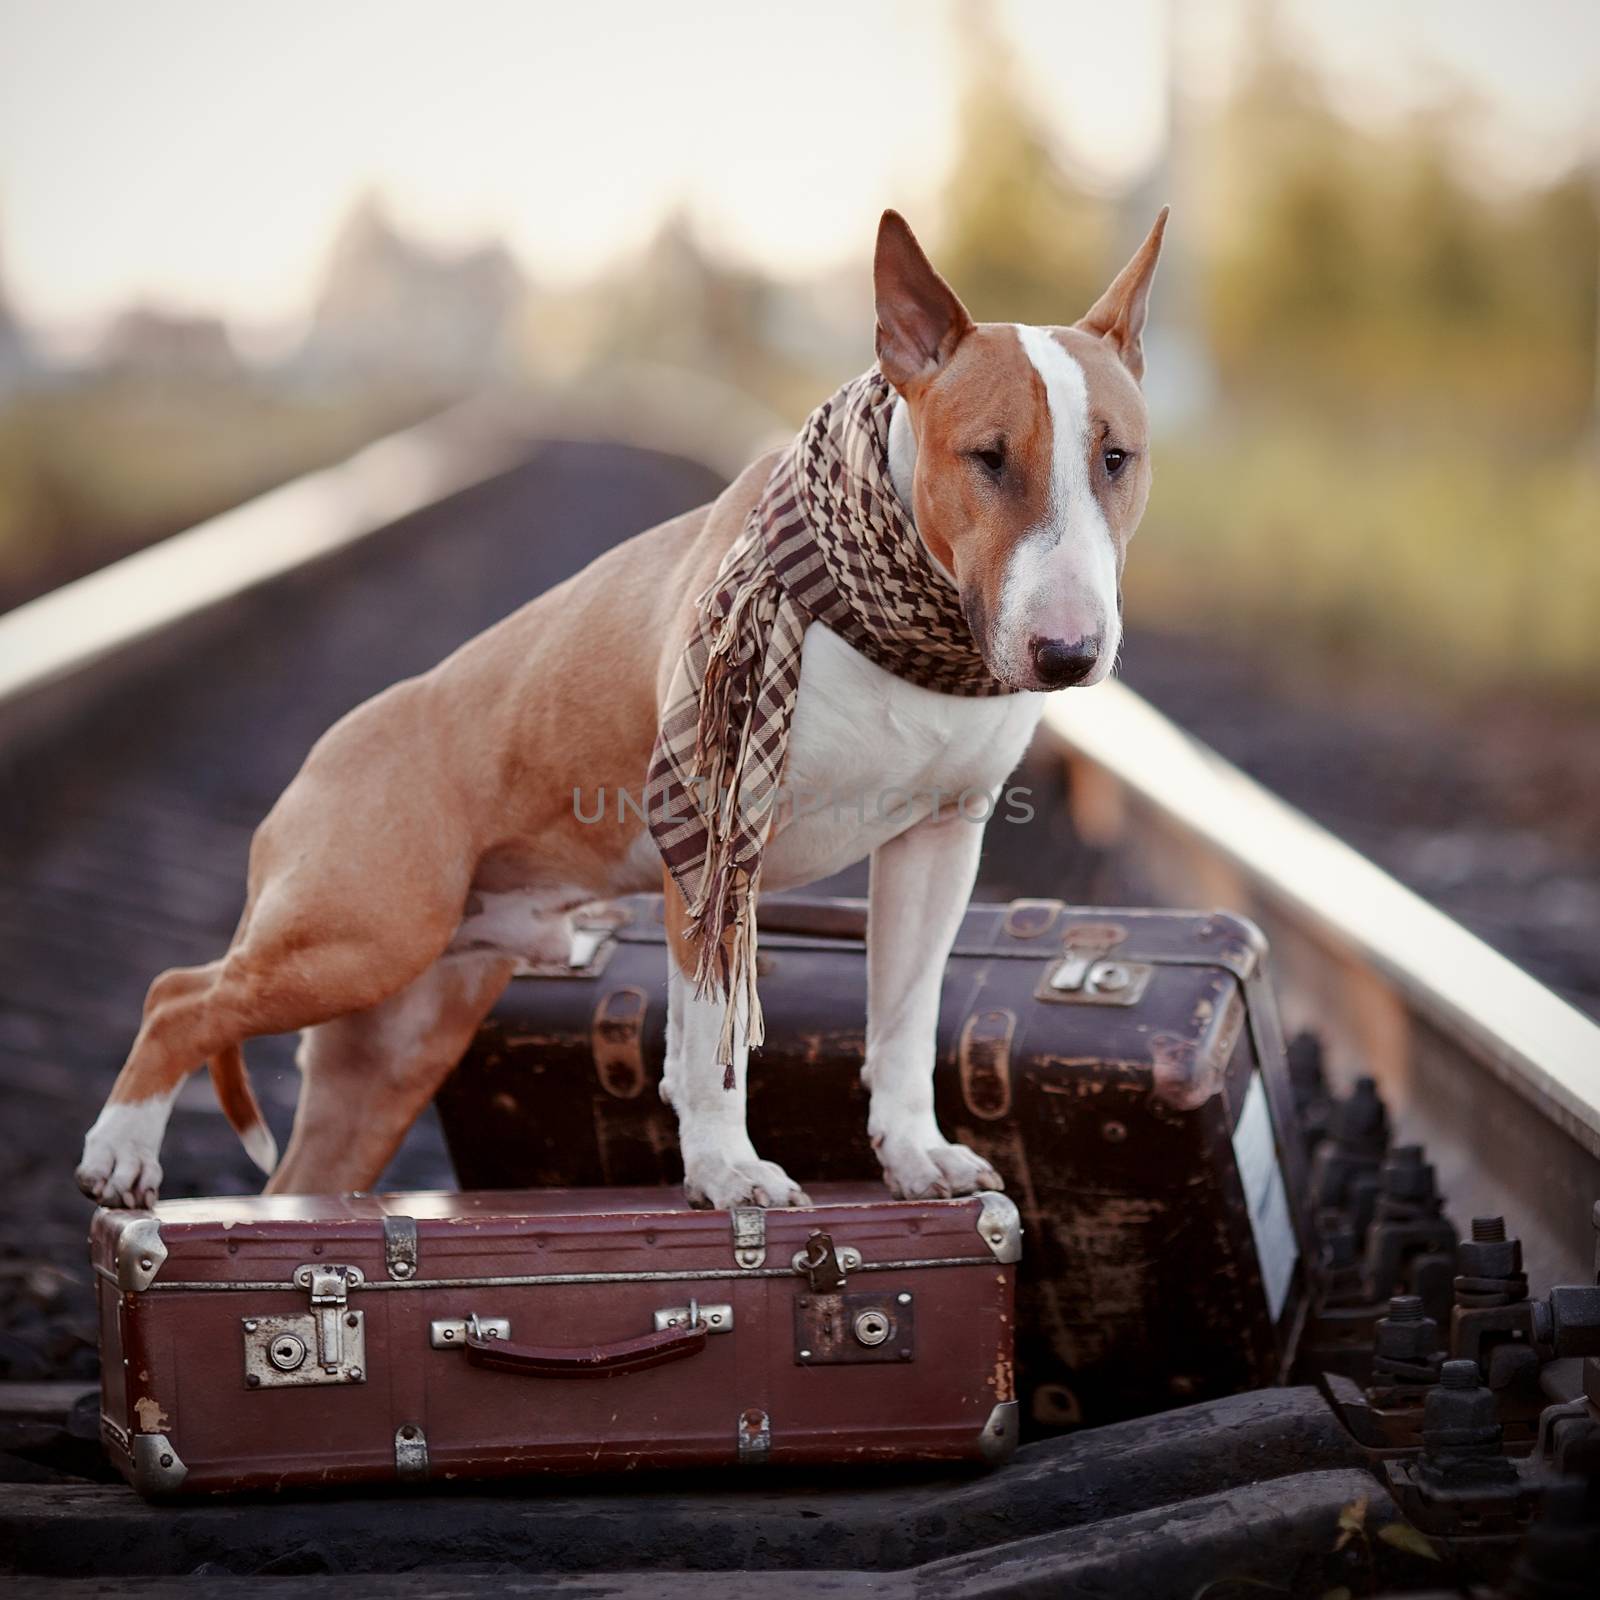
[972, 443, 1006, 476]
[1103, 448, 1127, 476]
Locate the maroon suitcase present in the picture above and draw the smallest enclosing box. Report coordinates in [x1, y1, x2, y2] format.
[91, 1183, 1019, 1496]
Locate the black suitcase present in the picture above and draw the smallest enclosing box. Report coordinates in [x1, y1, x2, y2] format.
[435, 895, 1311, 1431]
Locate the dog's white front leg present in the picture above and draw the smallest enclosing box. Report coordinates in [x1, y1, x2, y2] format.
[866, 808, 1003, 1199]
[663, 961, 810, 1209]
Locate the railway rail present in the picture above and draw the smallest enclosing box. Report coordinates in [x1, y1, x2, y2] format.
[2, 389, 1597, 1593]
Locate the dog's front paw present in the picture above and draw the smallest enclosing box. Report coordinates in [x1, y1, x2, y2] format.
[76, 1107, 164, 1209]
[683, 1150, 811, 1210]
[874, 1133, 1002, 1201]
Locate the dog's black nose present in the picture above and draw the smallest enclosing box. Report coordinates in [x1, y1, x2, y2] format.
[1030, 638, 1099, 689]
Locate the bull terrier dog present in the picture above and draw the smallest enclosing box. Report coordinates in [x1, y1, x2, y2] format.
[78, 208, 1166, 1212]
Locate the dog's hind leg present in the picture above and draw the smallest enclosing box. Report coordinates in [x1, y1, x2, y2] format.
[78, 848, 474, 1206]
[266, 951, 516, 1196]
[78, 671, 503, 1206]
[76, 959, 237, 1208]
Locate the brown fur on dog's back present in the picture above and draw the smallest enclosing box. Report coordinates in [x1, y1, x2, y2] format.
[244, 450, 780, 906]
[418, 449, 782, 896]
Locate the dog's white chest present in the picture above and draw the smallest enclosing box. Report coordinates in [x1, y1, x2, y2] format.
[758, 623, 1043, 890]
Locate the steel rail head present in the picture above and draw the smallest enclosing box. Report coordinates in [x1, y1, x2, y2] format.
[1041, 685, 1600, 1161]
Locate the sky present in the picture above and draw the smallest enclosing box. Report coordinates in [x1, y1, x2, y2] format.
[0, 0, 1596, 350]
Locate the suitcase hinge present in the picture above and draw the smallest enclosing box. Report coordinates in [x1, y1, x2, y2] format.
[242, 1263, 369, 1389]
[737, 1407, 771, 1463]
[731, 1206, 766, 1269]
[383, 1215, 418, 1280]
[394, 1422, 429, 1481]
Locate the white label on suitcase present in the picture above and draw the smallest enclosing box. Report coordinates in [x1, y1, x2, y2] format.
[1231, 1073, 1297, 1322]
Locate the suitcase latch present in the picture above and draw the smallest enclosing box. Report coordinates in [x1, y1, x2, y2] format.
[1037, 957, 1153, 1007]
[241, 1263, 367, 1389]
[792, 1230, 862, 1292]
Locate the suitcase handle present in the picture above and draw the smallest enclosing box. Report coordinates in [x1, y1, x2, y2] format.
[463, 1321, 708, 1379]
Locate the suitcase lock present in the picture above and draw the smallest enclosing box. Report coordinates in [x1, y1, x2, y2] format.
[795, 1289, 915, 1365]
[241, 1264, 367, 1389]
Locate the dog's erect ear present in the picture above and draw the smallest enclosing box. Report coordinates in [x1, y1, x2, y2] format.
[1077, 207, 1169, 383]
[874, 210, 974, 393]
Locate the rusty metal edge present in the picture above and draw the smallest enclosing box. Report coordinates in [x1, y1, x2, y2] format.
[1041, 685, 1600, 1158]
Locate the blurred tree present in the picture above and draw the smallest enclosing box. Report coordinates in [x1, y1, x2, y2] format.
[1133, 0, 1600, 701]
[1203, 11, 1384, 416]
[1200, 8, 1600, 445]
[937, 1, 1112, 326]
[1503, 166, 1600, 440]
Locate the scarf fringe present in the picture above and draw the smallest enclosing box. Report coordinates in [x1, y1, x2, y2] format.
[684, 568, 776, 1079]
[688, 868, 764, 1086]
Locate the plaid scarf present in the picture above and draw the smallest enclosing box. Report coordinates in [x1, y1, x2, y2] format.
[644, 367, 1015, 1074]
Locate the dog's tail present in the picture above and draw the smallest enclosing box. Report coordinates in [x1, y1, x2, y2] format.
[208, 1043, 279, 1176]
